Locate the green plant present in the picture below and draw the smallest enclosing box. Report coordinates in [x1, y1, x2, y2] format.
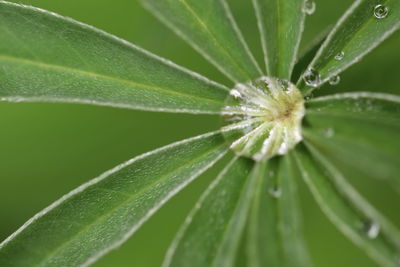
[0, 0, 399, 266]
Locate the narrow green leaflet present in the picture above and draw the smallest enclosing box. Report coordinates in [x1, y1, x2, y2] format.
[140, 0, 262, 83]
[298, 0, 400, 94]
[292, 26, 331, 82]
[294, 143, 400, 267]
[163, 157, 260, 267]
[304, 92, 400, 192]
[0, 131, 228, 267]
[246, 156, 311, 267]
[0, 1, 228, 114]
[252, 0, 305, 79]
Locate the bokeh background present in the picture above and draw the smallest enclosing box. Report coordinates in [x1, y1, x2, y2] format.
[1, 0, 399, 266]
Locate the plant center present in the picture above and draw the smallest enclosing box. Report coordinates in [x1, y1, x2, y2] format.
[221, 77, 305, 161]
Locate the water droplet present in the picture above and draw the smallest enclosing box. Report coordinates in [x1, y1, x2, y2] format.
[222, 77, 305, 161]
[329, 75, 341, 85]
[374, 5, 389, 19]
[323, 128, 335, 138]
[363, 221, 380, 239]
[303, 0, 316, 15]
[230, 89, 242, 99]
[277, 79, 290, 92]
[269, 186, 282, 198]
[303, 68, 320, 88]
[334, 51, 344, 61]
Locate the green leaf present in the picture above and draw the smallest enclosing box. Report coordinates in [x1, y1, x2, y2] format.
[292, 25, 331, 82]
[140, 0, 263, 83]
[0, 131, 228, 267]
[163, 156, 264, 267]
[0, 1, 228, 114]
[294, 143, 400, 267]
[252, 0, 306, 79]
[246, 156, 311, 267]
[304, 92, 400, 192]
[298, 0, 400, 94]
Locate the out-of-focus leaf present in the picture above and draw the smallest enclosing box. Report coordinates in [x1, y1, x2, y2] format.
[294, 143, 400, 267]
[298, 0, 400, 94]
[246, 156, 311, 267]
[0, 131, 228, 267]
[304, 92, 400, 192]
[0, 1, 228, 114]
[163, 156, 264, 267]
[140, 0, 262, 83]
[252, 0, 305, 79]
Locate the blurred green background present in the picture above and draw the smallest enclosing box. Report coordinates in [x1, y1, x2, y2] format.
[1, 0, 399, 266]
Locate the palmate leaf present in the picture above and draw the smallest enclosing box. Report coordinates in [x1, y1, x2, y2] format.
[294, 143, 400, 267]
[251, 0, 305, 79]
[298, 0, 400, 94]
[0, 131, 228, 267]
[246, 155, 311, 267]
[304, 92, 400, 192]
[0, 1, 228, 114]
[140, 0, 263, 83]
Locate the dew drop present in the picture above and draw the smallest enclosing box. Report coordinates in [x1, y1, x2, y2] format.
[303, 0, 316, 15]
[363, 221, 380, 239]
[373, 4, 389, 19]
[277, 79, 290, 92]
[303, 68, 320, 88]
[230, 89, 242, 99]
[334, 51, 344, 61]
[323, 127, 335, 138]
[222, 77, 305, 161]
[328, 75, 341, 85]
[268, 186, 282, 198]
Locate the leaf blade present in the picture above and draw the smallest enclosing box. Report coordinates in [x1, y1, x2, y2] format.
[163, 156, 265, 267]
[140, 0, 263, 83]
[304, 92, 400, 192]
[0, 131, 228, 267]
[246, 156, 311, 267]
[0, 1, 228, 114]
[298, 0, 400, 93]
[252, 0, 306, 79]
[294, 143, 400, 267]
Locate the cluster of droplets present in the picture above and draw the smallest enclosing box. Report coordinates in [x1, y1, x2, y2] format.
[222, 77, 305, 161]
[302, 4, 389, 89]
[303, 68, 341, 88]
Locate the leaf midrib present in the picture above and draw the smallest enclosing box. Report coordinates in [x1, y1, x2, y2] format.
[0, 54, 224, 105]
[36, 143, 226, 266]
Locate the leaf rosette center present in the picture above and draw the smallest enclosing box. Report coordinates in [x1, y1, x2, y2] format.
[222, 77, 305, 161]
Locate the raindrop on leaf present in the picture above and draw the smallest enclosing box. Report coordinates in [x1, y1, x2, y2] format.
[362, 221, 380, 239]
[229, 89, 242, 99]
[323, 128, 335, 138]
[329, 75, 341, 85]
[303, 0, 316, 15]
[334, 51, 344, 61]
[268, 186, 282, 198]
[303, 68, 320, 87]
[373, 5, 389, 19]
